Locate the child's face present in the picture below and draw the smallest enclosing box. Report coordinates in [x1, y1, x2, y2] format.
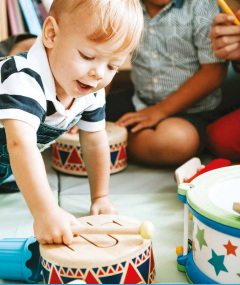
[47, 15, 129, 100]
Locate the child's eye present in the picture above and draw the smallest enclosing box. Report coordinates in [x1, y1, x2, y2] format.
[79, 52, 94, 60]
[108, 65, 119, 72]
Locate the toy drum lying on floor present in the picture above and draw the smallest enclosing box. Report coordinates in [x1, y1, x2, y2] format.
[177, 166, 240, 284]
[40, 215, 156, 284]
[52, 122, 128, 176]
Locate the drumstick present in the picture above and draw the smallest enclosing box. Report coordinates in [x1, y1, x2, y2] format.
[71, 221, 154, 240]
[233, 202, 240, 214]
[216, 0, 240, 25]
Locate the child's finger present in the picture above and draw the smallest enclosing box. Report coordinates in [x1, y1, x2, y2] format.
[90, 206, 99, 215]
[69, 215, 80, 226]
[53, 235, 63, 244]
[68, 125, 79, 134]
[38, 239, 47, 245]
[63, 229, 74, 245]
[45, 238, 54, 244]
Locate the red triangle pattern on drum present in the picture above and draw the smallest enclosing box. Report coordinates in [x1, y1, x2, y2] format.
[117, 266, 123, 272]
[49, 267, 62, 284]
[68, 270, 73, 276]
[123, 263, 142, 284]
[77, 270, 82, 277]
[68, 148, 83, 165]
[98, 270, 104, 276]
[108, 268, 114, 274]
[150, 247, 155, 274]
[60, 269, 65, 275]
[85, 271, 99, 284]
[118, 145, 126, 161]
[53, 145, 60, 160]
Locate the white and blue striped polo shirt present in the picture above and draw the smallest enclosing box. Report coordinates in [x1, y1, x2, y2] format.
[0, 36, 106, 132]
[132, 0, 225, 113]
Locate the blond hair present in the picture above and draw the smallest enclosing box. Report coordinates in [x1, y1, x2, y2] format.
[49, 0, 143, 53]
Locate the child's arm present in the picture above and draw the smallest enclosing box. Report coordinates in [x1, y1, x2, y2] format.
[4, 119, 79, 244]
[117, 62, 228, 132]
[79, 129, 117, 215]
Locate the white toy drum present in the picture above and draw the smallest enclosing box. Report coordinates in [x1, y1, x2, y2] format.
[40, 215, 156, 284]
[52, 122, 128, 176]
[177, 166, 240, 284]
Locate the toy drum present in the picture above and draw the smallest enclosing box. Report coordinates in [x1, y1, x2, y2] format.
[52, 122, 128, 176]
[40, 215, 156, 284]
[177, 166, 240, 284]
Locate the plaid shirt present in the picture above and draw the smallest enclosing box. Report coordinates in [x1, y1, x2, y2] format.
[131, 0, 225, 113]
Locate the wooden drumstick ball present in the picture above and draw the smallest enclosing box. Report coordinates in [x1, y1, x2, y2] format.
[71, 221, 154, 239]
[233, 202, 240, 214]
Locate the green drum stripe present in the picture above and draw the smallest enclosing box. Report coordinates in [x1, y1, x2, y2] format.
[187, 166, 240, 230]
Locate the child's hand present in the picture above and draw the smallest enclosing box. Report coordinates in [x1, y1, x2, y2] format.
[116, 105, 165, 132]
[67, 125, 79, 134]
[209, 12, 240, 60]
[33, 207, 80, 245]
[90, 196, 118, 215]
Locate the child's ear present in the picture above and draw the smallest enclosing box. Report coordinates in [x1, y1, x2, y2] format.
[42, 16, 59, 49]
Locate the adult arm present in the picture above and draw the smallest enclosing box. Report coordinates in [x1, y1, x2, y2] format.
[117, 62, 228, 132]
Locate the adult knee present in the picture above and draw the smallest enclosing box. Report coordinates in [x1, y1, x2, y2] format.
[155, 118, 200, 163]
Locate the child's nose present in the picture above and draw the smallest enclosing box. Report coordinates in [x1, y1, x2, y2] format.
[89, 66, 104, 80]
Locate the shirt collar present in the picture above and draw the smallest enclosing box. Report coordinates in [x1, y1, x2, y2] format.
[27, 35, 57, 103]
[173, 0, 185, 9]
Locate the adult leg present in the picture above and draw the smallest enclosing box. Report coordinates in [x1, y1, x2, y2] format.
[127, 117, 200, 166]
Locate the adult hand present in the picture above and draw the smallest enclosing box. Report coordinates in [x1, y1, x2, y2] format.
[209, 12, 240, 60]
[116, 105, 166, 133]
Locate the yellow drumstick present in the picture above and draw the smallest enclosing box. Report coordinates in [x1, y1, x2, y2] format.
[71, 221, 154, 240]
[216, 0, 240, 25]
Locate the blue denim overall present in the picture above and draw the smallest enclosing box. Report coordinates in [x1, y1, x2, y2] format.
[0, 116, 81, 193]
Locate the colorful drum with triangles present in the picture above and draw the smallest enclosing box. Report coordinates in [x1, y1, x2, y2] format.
[177, 166, 240, 284]
[40, 215, 156, 284]
[52, 122, 128, 176]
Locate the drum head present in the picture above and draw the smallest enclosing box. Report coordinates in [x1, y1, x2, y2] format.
[187, 166, 240, 229]
[40, 215, 150, 268]
[209, 178, 240, 215]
